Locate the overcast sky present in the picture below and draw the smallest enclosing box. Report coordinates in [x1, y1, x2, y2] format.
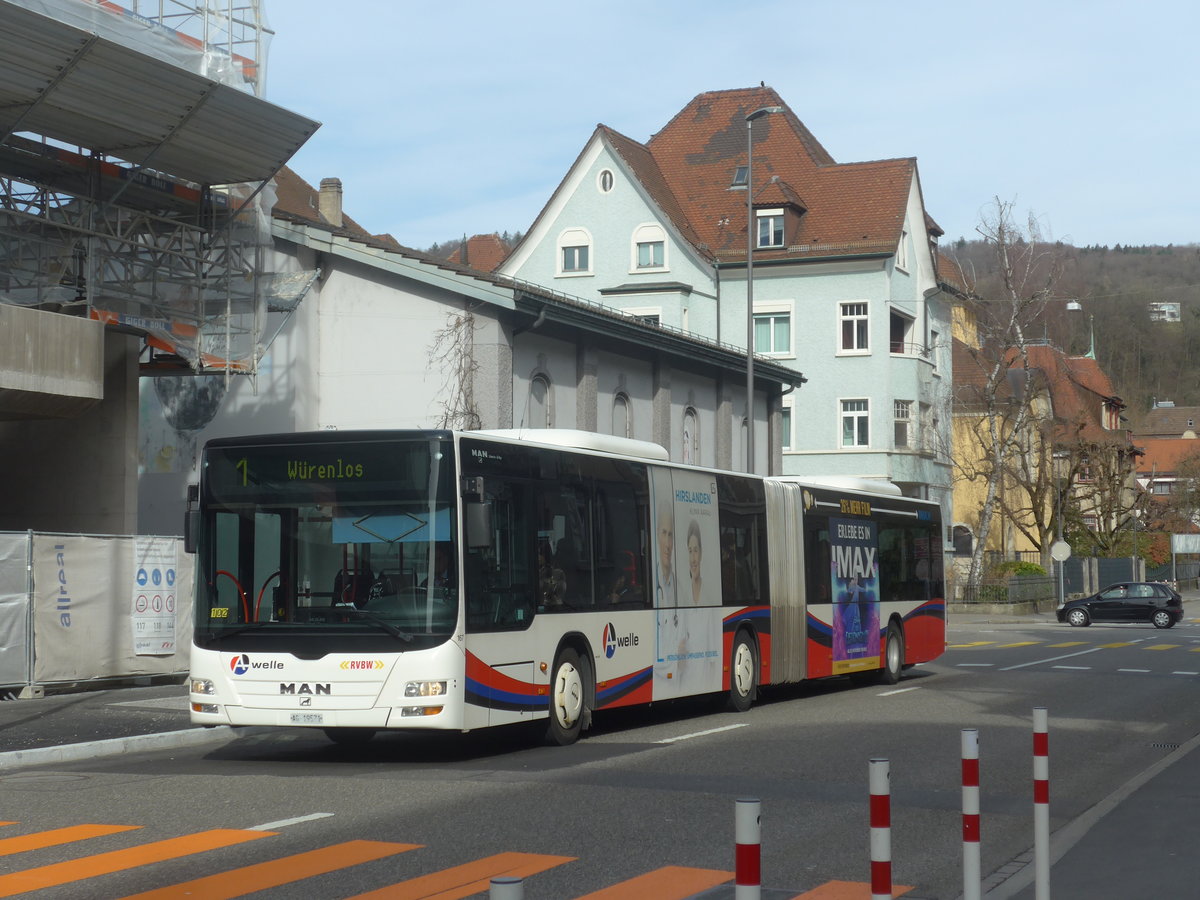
[262, 0, 1198, 252]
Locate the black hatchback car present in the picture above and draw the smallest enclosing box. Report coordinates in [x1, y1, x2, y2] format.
[1056, 582, 1184, 628]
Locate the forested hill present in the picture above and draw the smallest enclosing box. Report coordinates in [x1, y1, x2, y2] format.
[944, 241, 1200, 430]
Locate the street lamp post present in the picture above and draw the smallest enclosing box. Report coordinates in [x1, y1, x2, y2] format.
[745, 105, 782, 474]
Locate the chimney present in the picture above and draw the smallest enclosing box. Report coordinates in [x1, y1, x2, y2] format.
[318, 177, 343, 228]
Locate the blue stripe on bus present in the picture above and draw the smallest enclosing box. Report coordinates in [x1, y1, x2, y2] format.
[596, 666, 652, 705]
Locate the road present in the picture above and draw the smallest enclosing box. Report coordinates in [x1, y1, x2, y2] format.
[2, 616, 1200, 898]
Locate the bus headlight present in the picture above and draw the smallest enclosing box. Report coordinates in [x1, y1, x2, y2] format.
[191, 702, 220, 714]
[401, 706, 444, 717]
[405, 680, 446, 698]
[191, 678, 215, 695]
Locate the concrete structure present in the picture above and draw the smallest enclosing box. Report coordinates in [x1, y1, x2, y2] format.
[498, 85, 954, 533]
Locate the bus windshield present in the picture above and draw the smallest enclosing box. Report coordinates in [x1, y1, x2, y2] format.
[194, 434, 457, 652]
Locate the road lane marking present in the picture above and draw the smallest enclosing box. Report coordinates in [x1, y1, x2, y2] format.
[1145, 644, 1181, 651]
[121, 840, 420, 900]
[1098, 642, 1135, 648]
[956, 663, 994, 667]
[997, 641, 1042, 648]
[0, 825, 141, 856]
[947, 641, 996, 648]
[791, 879, 916, 898]
[655, 724, 747, 744]
[877, 687, 920, 696]
[346, 851, 575, 900]
[1118, 669, 1151, 673]
[1052, 666, 1092, 670]
[250, 813, 334, 831]
[0, 829, 273, 897]
[1047, 642, 1088, 648]
[1172, 671, 1200, 676]
[1001, 646, 1104, 671]
[574, 865, 733, 899]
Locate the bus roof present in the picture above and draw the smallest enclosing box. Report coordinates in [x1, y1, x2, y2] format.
[467, 429, 670, 461]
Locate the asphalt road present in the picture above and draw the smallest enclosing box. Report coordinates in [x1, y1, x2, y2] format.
[2, 613, 1200, 898]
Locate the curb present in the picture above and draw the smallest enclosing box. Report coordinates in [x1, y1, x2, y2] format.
[0, 726, 266, 771]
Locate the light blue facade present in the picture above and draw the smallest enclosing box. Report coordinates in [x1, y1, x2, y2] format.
[502, 131, 953, 528]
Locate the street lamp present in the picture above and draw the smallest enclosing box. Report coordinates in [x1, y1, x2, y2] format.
[745, 104, 782, 474]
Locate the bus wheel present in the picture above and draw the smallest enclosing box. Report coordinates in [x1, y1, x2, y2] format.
[880, 623, 904, 685]
[323, 727, 376, 746]
[547, 648, 587, 746]
[727, 632, 757, 713]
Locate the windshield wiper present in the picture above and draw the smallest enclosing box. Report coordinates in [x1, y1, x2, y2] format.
[347, 609, 414, 642]
[208, 622, 269, 641]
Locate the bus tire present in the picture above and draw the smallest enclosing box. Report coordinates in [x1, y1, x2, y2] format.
[880, 622, 904, 685]
[727, 632, 757, 713]
[323, 727, 376, 746]
[547, 648, 587, 746]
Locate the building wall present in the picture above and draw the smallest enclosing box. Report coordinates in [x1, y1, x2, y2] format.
[501, 138, 718, 335]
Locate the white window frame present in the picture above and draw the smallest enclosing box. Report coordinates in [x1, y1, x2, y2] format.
[838, 301, 870, 355]
[752, 300, 794, 358]
[556, 227, 593, 277]
[612, 392, 631, 438]
[781, 397, 794, 452]
[622, 305, 662, 327]
[630, 223, 668, 273]
[893, 399, 912, 449]
[895, 228, 909, 272]
[682, 407, 699, 465]
[889, 308, 915, 355]
[755, 208, 785, 248]
[528, 373, 554, 428]
[597, 169, 614, 193]
[840, 398, 870, 448]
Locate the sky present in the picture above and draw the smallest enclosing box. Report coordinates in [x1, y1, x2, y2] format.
[261, 0, 1200, 252]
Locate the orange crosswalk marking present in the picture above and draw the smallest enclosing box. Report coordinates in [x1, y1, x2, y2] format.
[574, 865, 732, 899]
[121, 839, 421, 899]
[347, 851, 574, 900]
[0, 828, 272, 897]
[790, 880, 914, 898]
[0, 824, 140, 855]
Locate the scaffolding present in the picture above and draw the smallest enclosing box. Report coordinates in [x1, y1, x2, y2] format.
[0, 0, 317, 374]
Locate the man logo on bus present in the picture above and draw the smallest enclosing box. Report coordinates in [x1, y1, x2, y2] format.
[602, 623, 639, 658]
[230, 654, 251, 675]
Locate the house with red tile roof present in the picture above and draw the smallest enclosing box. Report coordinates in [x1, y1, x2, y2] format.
[499, 85, 955, 529]
[951, 336, 1141, 567]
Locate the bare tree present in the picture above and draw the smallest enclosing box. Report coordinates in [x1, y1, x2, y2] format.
[428, 309, 481, 430]
[951, 198, 1067, 585]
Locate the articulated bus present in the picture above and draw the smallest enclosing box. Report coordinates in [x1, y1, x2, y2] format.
[185, 429, 945, 745]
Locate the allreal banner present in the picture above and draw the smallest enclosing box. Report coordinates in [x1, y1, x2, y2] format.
[31, 534, 192, 683]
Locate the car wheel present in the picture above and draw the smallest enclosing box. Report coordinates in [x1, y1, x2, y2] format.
[547, 648, 588, 746]
[879, 622, 904, 685]
[727, 632, 757, 712]
[1152, 610, 1174, 629]
[1067, 608, 1090, 627]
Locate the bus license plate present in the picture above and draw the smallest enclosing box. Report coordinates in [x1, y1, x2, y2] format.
[290, 713, 324, 725]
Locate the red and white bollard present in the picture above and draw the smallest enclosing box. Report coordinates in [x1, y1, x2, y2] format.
[869, 758, 892, 900]
[735, 797, 761, 899]
[1033, 707, 1050, 900]
[962, 728, 981, 900]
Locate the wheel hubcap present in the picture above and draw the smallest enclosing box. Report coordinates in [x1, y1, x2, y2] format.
[553, 662, 583, 727]
[733, 644, 754, 696]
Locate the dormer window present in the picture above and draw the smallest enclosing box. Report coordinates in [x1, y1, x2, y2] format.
[755, 208, 785, 248]
[731, 166, 748, 188]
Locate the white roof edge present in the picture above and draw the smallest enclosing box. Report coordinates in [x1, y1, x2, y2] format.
[768, 475, 904, 496]
[468, 428, 670, 461]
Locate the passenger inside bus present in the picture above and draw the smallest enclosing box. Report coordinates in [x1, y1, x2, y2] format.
[421, 543, 455, 590]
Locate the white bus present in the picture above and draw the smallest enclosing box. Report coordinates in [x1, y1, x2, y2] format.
[186, 429, 945, 745]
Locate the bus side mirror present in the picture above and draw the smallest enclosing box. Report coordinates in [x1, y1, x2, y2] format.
[183, 483, 199, 554]
[465, 501, 492, 549]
